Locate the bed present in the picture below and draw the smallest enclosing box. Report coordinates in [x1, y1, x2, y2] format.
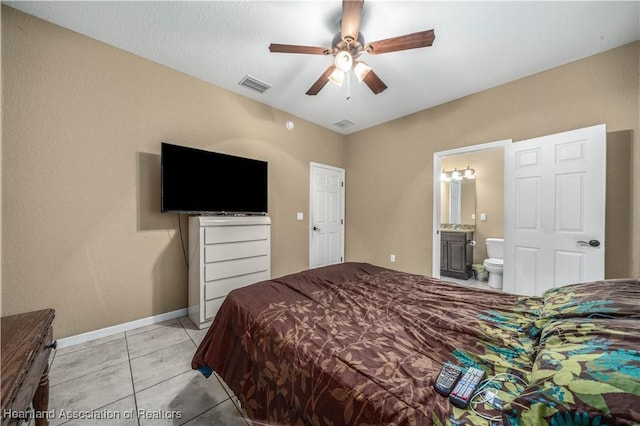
[192, 262, 640, 425]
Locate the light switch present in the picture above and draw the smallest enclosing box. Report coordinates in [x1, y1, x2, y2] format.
[480, 213, 487, 221]
[297, 212, 304, 221]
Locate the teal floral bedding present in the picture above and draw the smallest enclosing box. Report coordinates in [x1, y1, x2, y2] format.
[192, 263, 640, 425]
[531, 278, 640, 337]
[504, 318, 640, 425]
[501, 278, 640, 425]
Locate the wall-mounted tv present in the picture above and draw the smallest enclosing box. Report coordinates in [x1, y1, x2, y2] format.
[161, 142, 268, 215]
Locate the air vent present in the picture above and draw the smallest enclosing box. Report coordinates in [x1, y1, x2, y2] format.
[333, 119, 355, 129]
[238, 75, 271, 93]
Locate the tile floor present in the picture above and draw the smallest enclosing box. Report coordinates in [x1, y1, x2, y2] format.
[441, 276, 492, 290]
[45, 316, 250, 426]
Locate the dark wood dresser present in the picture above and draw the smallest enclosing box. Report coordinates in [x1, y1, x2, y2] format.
[1, 309, 55, 426]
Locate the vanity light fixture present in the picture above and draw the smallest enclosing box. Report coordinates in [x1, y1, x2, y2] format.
[441, 166, 475, 181]
[464, 165, 476, 179]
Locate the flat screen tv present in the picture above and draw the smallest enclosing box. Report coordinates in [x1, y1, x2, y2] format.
[161, 142, 268, 215]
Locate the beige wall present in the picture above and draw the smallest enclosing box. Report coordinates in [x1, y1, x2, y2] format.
[1, 7, 346, 338]
[0, 6, 3, 313]
[346, 42, 639, 278]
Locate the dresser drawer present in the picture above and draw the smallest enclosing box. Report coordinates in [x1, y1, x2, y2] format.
[204, 297, 226, 321]
[205, 270, 270, 300]
[204, 225, 269, 244]
[9, 326, 53, 415]
[205, 239, 269, 263]
[441, 231, 471, 242]
[1, 309, 55, 426]
[205, 256, 268, 282]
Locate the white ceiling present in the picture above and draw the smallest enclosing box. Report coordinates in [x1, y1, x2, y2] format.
[5, 1, 640, 135]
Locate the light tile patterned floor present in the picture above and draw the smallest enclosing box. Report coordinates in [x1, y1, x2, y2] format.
[46, 317, 250, 426]
[440, 276, 493, 290]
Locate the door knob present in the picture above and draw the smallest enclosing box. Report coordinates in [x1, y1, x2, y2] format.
[577, 239, 600, 247]
[313, 226, 321, 231]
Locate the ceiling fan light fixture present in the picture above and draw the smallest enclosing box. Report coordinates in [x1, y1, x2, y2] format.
[334, 51, 353, 72]
[329, 68, 344, 87]
[268, 1, 435, 97]
[354, 61, 372, 82]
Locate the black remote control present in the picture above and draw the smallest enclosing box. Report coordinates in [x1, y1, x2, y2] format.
[434, 362, 463, 396]
[449, 366, 485, 408]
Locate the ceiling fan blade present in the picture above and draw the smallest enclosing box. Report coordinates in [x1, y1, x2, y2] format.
[306, 66, 336, 96]
[269, 44, 330, 55]
[362, 69, 387, 95]
[366, 29, 435, 55]
[341, 0, 364, 42]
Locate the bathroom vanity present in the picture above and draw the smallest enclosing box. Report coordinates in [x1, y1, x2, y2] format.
[440, 230, 474, 279]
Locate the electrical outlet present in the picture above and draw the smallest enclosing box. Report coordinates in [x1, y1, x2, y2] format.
[390, 254, 396, 262]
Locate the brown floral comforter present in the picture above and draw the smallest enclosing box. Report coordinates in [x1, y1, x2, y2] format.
[192, 262, 542, 425]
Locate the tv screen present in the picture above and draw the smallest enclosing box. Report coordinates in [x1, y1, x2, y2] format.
[161, 142, 268, 214]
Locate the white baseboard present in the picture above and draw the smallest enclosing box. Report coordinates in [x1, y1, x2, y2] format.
[56, 308, 188, 349]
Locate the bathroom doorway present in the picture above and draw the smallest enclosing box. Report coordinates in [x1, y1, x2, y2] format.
[432, 139, 510, 280]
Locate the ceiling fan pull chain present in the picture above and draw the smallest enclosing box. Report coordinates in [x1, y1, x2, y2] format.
[346, 70, 351, 100]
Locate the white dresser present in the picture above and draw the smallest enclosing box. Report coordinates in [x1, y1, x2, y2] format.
[188, 215, 271, 329]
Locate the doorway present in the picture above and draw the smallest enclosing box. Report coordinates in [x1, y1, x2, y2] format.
[433, 125, 608, 295]
[432, 140, 511, 278]
[309, 162, 345, 269]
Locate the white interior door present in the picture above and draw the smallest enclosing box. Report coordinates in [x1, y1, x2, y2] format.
[309, 163, 345, 268]
[503, 124, 606, 296]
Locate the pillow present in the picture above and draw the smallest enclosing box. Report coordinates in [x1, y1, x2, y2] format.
[503, 318, 640, 425]
[528, 278, 640, 337]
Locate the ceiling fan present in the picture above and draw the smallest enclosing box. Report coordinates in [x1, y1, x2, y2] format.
[268, 0, 435, 96]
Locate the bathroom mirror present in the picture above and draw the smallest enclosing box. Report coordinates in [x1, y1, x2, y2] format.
[440, 179, 476, 225]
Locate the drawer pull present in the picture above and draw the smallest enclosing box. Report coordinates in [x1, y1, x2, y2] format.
[47, 341, 57, 350]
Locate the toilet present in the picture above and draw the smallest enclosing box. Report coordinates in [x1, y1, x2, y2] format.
[483, 238, 504, 289]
